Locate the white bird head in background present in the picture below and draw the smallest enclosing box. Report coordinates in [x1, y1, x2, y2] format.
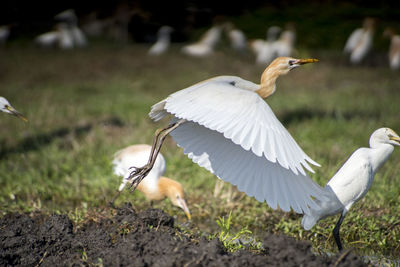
[258, 57, 318, 98]
[0, 97, 27, 122]
[370, 127, 400, 148]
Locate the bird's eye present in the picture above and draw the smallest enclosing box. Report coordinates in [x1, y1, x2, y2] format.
[288, 60, 295, 66]
[176, 195, 180, 199]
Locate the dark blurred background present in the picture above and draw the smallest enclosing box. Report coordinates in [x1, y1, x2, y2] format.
[1, 0, 400, 49]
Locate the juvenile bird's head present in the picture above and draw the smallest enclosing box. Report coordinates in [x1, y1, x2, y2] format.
[159, 177, 191, 220]
[370, 128, 400, 148]
[0, 97, 27, 122]
[257, 57, 318, 98]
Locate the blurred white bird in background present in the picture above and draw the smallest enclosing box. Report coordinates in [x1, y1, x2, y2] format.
[273, 24, 296, 58]
[302, 128, 400, 251]
[35, 23, 74, 49]
[81, 11, 106, 38]
[55, 9, 88, 47]
[223, 23, 247, 52]
[344, 17, 375, 64]
[251, 26, 287, 65]
[111, 144, 191, 219]
[181, 25, 222, 57]
[127, 57, 328, 216]
[148, 26, 174, 55]
[0, 25, 11, 45]
[383, 28, 400, 70]
[0, 97, 27, 121]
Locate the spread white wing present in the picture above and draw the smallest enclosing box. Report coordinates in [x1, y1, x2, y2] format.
[150, 77, 327, 213]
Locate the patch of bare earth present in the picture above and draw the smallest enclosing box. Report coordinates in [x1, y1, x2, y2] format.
[0, 203, 368, 266]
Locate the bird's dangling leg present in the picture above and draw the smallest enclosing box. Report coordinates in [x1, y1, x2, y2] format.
[333, 212, 346, 251]
[128, 119, 186, 192]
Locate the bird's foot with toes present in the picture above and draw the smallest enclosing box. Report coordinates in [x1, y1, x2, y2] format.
[128, 165, 152, 191]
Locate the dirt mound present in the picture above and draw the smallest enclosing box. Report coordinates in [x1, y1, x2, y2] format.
[0, 203, 367, 266]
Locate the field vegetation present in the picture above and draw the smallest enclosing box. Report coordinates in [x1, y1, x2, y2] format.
[0, 40, 399, 263]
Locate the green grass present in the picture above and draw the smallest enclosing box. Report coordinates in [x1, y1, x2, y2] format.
[0, 43, 399, 263]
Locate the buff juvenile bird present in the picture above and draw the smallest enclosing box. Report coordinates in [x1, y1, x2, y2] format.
[111, 144, 191, 219]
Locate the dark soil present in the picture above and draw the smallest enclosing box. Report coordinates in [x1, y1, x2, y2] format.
[0, 203, 368, 266]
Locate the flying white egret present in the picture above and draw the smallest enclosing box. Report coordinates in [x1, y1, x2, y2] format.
[126, 57, 329, 216]
[302, 128, 400, 251]
[111, 144, 191, 219]
[0, 97, 27, 121]
[383, 28, 400, 70]
[181, 26, 222, 57]
[148, 26, 174, 55]
[344, 18, 375, 64]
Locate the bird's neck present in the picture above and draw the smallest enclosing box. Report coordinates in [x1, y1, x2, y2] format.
[137, 173, 164, 200]
[369, 144, 394, 173]
[158, 177, 180, 199]
[256, 67, 280, 98]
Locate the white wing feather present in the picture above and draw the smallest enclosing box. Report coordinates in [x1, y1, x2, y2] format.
[152, 77, 319, 175]
[149, 77, 327, 213]
[171, 121, 326, 213]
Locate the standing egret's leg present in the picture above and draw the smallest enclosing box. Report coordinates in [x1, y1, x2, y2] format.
[128, 119, 186, 191]
[333, 212, 346, 251]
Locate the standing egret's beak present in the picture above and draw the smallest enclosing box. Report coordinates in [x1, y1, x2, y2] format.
[389, 135, 400, 145]
[6, 105, 28, 122]
[294, 58, 319, 65]
[178, 198, 191, 220]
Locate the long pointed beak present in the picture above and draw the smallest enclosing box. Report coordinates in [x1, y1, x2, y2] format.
[294, 58, 319, 65]
[6, 105, 28, 122]
[390, 136, 400, 144]
[178, 198, 191, 220]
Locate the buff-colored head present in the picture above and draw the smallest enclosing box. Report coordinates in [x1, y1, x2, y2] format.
[0, 97, 27, 122]
[370, 128, 400, 148]
[159, 177, 191, 220]
[257, 57, 318, 98]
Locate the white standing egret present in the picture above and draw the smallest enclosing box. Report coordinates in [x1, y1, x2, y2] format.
[0, 97, 27, 121]
[148, 26, 174, 55]
[383, 28, 400, 70]
[111, 144, 191, 219]
[302, 128, 400, 251]
[344, 18, 375, 64]
[126, 57, 329, 216]
[223, 23, 247, 52]
[181, 26, 222, 57]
